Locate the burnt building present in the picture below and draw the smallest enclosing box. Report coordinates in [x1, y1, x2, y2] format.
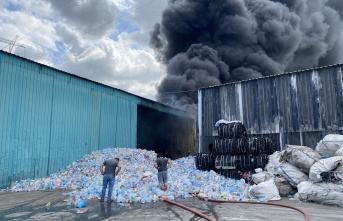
[198, 64, 343, 153]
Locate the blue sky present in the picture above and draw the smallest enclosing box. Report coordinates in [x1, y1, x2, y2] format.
[111, 18, 140, 41]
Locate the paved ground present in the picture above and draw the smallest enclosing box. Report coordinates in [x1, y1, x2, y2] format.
[0, 190, 342, 221]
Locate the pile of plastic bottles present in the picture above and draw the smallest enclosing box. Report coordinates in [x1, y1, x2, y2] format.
[9, 148, 250, 206]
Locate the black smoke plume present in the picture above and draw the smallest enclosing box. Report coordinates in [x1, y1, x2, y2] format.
[150, 0, 343, 113]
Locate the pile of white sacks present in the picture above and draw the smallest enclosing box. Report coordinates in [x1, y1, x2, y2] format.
[9, 148, 250, 206]
[250, 134, 343, 207]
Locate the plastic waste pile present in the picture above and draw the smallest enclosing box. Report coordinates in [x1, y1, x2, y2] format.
[9, 148, 250, 206]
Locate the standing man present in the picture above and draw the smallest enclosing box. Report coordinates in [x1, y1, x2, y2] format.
[154, 153, 172, 191]
[100, 157, 121, 203]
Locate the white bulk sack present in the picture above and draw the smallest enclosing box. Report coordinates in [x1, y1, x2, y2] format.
[265, 151, 281, 174]
[335, 164, 343, 181]
[280, 145, 321, 173]
[335, 146, 343, 156]
[248, 179, 281, 201]
[278, 162, 309, 187]
[274, 175, 294, 196]
[251, 171, 274, 184]
[315, 134, 343, 157]
[309, 156, 343, 183]
[297, 181, 343, 207]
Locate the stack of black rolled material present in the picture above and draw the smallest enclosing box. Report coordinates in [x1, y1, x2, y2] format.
[214, 121, 276, 180]
[195, 152, 215, 171]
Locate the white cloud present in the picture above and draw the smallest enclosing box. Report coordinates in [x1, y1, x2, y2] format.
[59, 35, 166, 101]
[0, 0, 169, 101]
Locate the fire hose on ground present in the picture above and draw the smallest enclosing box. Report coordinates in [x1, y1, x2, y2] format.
[161, 197, 216, 221]
[160, 196, 310, 221]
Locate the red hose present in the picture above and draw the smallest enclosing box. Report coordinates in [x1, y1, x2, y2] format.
[161, 195, 310, 221]
[199, 197, 310, 221]
[161, 197, 216, 221]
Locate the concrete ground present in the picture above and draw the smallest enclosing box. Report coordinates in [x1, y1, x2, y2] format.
[0, 190, 342, 221]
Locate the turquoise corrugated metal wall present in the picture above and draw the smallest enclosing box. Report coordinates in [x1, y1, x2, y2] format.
[0, 56, 53, 187]
[0, 51, 181, 188]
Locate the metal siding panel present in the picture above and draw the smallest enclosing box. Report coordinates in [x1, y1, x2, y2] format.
[275, 75, 289, 134]
[212, 88, 221, 131]
[310, 70, 322, 130]
[200, 89, 212, 152]
[99, 93, 118, 148]
[198, 90, 202, 153]
[49, 76, 63, 174]
[289, 74, 300, 132]
[131, 102, 137, 148]
[115, 98, 136, 148]
[296, 72, 309, 132]
[200, 64, 343, 151]
[261, 77, 279, 133]
[320, 67, 339, 130]
[334, 66, 343, 128]
[48, 75, 100, 174]
[221, 84, 241, 122]
[115, 98, 128, 147]
[9, 56, 23, 183]
[17, 62, 28, 181]
[0, 51, 195, 187]
[34, 67, 52, 179]
[241, 82, 250, 130]
[245, 80, 260, 133]
[0, 55, 15, 186]
[90, 89, 101, 150]
[206, 89, 215, 135]
[0, 57, 53, 186]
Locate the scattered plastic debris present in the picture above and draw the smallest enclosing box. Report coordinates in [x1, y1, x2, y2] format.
[77, 209, 86, 214]
[9, 148, 250, 206]
[76, 199, 87, 208]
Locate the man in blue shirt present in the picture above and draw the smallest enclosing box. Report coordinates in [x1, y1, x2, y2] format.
[100, 157, 121, 203]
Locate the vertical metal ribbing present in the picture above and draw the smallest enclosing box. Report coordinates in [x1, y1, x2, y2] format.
[46, 74, 54, 176]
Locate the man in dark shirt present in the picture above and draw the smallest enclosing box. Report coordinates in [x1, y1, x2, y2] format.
[100, 157, 121, 203]
[154, 153, 172, 191]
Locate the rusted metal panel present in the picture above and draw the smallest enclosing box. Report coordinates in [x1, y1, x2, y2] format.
[199, 64, 343, 152]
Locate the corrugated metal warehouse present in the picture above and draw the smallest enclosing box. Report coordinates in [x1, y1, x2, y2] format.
[198, 64, 343, 153]
[0, 50, 195, 188]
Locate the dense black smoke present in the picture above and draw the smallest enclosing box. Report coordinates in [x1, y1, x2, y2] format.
[150, 0, 343, 113]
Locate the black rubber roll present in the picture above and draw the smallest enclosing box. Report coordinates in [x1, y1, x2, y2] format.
[235, 155, 254, 172]
[263, 137, 276, 154]
[195, 153, 215, 171]
[247, 137, 266, 155]
[235, 138, 249, 155]
[215, 154, 237, 170]
[214, 137, 251, 155]
[216, 168, 242, 179]
[217, 122, 247, 139]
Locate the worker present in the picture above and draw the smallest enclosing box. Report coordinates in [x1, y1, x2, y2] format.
[100, 157, 121, 203]
[154, 153, 172, 191]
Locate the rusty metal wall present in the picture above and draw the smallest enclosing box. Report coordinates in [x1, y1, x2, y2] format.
[198, 64, 343, 153]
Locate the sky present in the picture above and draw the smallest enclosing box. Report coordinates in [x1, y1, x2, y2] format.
[1, 0, 343, 114]
[0, 0, 168, 101]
